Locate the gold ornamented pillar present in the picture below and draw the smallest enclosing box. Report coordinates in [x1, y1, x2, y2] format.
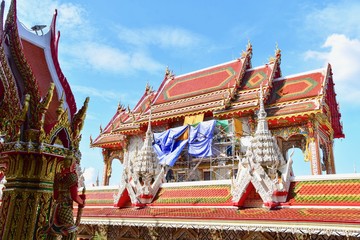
[0, 153, 61, 239]
[308, 137, 321, 175]
[306, 120, 322, 175]
[0, 95, 89, 239]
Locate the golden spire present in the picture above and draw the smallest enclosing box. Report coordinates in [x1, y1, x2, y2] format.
[269, 42, 281, 63]
[56, 91, 65, 117]
[242, 40, 253, 58]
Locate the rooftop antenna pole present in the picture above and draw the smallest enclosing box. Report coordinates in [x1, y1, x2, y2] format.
[31, 25, 46, 36]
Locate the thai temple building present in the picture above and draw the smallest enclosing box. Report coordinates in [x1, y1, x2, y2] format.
[0, 0, 359, 240]
[83, 42, 360, 239]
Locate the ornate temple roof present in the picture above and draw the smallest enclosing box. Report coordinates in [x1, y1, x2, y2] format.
[78, 174, 360, 237]
[0, 0, 88, 159]
[91, 44, 344, 149]
[4, 1, 76, 124]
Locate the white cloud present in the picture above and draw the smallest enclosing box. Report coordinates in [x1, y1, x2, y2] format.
[71, 85, 122, 102]
[305, 1, 360, 38]
[83, 167, 96, 187]
[15, 1, 196, 75]
[305, 34, 360, 104]
[116, 25, 202, 49]
[15, 0, 56, 25]
[15, 0, 87, 36]
[56, 3, 86, 30]
[69, 42, 163, 74]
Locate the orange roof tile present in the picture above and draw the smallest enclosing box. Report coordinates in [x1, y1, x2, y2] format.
[151, 184, 233, 206]
[288, 179, 360, 206]
[269, 72, 324, 104]
[79, 206, 360, 225]
[80, 178, 360, 226]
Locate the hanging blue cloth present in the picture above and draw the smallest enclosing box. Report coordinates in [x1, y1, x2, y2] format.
[188, 120, 216, 157]
[153, 125, 188, 167]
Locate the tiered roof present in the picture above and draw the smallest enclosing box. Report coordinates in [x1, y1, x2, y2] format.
[91, 44, 344, 149]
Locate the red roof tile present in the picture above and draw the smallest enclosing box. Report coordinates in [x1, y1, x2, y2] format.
[269, 72, 324, 104]
[79, 206, 360, 225]
[155, 60, 243, 104]
[288, 179, 360, 206]
[241, 66, 272, 90]
[80, 178, 360, 226]
[151, 185, 232, 206]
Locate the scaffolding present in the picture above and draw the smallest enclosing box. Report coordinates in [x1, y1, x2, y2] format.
[171, 118, 251, 182]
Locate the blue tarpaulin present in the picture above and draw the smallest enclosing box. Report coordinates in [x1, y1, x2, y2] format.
[153, 120, 217, 166]
[153, 125, 188, 166]
[188, 120, 217, 158]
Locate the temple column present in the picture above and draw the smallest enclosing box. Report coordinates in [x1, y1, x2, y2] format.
[0, 153, 61, 240]
[308, 136, 321, 175]
[306, 120, 322, 175]
[102, 168, 109, 186]
[102, 149, 110, 186]
[327, 141, 336, 174]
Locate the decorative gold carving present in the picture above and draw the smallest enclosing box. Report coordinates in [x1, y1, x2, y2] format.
[0, 2, 89, 239]
[96, 224, 108, 239]
[210, 229, 223, 240]
[71, 97, 89, 150]
[38, 83, 55, 142]
[242, 40, 253, 58]
[6, 1, 41, 129]
[269, 43, 281, 64]
[148, 226, 158, 240]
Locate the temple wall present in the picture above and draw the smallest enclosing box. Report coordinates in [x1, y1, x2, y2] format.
[78, 224, 358, 240]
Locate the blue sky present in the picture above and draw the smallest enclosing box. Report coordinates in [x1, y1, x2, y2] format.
[11, 0, 360, 185]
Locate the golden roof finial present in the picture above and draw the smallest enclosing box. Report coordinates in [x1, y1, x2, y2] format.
[71, 97, 89, 139]
[269, 42, 281, 64]
[165, 66, 174, 79]
[117, 101, 125, 112]
[275, 42, 281, 59]
[56, 91, 65, 117]
[242, 40, 253, 58]
[145, 81, 153, 95]
[40, 83, 55, 111]
[246, 39, 252, 51]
